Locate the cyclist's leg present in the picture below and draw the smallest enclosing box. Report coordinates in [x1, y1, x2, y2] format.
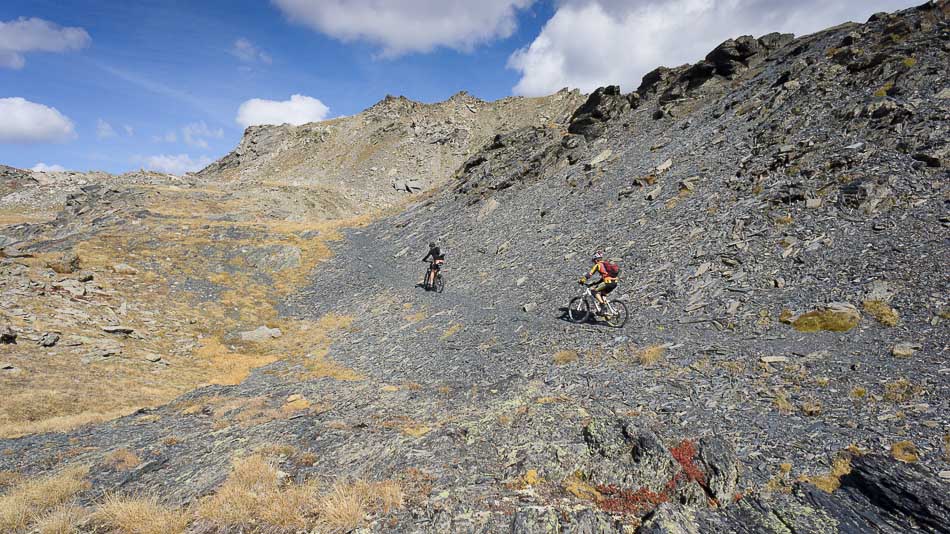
[592, 282, 607, 306]
[600, 283, 617, 311]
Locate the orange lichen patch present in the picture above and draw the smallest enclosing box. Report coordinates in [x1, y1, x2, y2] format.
[800, 456, 852, 493]
[891, 441, 919, 463]
[596, 485, 668, 516]
[670, 439, 705, 486]
[589, 439, 716, 518]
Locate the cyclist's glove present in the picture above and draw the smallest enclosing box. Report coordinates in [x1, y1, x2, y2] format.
[579, 277, 587, 284]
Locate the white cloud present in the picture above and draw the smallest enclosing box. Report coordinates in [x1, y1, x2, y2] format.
[97, 119, 116, 139]
[141, 154, 213, 175]
[0, 97, 76, 143]
[508, 0, 920, 96]
[272, 0, 535, 56]
[31, 162, 66, 172]
[236, 94, 330, 127]
[153, 131, 177, 143]
[124, 125, 135, 136]
[0, 17, 91, 69]
[231, 38, 272, 64]
[181, 121, 224, 149]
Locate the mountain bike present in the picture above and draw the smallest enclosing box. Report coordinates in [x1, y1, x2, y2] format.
[423, 261, 445, 293]
[568, 282, 627, 327]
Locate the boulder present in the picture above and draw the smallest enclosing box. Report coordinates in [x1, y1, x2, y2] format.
[47, 251, 80, 274]
[112, 263, 139, 275]
[568, 86, 631, 140]
[392, 177, 423, 193]
[839, 177, 895, 215]
[705, 35, 762, 77]
[38, 332, 60, 347]
[239, 326, 283, 342]
[1, 325, 16, 344]
[53, 279, 86, 298]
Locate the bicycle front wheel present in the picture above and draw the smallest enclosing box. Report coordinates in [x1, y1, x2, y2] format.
[568, 297, 590, 323]
[604, 300, 628, 328]
[435, 275, 445, 293]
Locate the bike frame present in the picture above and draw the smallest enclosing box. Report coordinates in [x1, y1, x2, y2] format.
[583, 284, 617, 315]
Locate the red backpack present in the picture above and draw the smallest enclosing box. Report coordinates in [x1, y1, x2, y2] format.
[603, 260, 620, 278]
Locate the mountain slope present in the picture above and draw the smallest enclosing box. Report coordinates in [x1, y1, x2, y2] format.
[0, 2, 947, 533]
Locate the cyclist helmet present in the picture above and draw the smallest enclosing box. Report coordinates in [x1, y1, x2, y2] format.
[592, 251, 604, 262]
[429, 241, 436, 248]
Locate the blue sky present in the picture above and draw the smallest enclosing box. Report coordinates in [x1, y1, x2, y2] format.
[0, 0, 917, 175]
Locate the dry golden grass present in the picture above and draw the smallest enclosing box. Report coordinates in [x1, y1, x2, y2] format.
[94, 494, 189, 534]
[891, 441, 919, 463]
[197, 454, 402, 531]
[1, 181, 374, 439]
[862, 299, 900, 326]
[197, 454, 318, 530]
[105, 448, 141, 471]
[33, 504, 88, 534]
[552, 350, 579, 365]
[773, 391, 794, 414]
[0, 464, 89, 531]
[440, 323, 463, 340]
[319, 480, 404, 531]
[765, 463, 794, 494]
[400, 423, 432, 437]
[800, 399, 822, 417]
[801, 456, 852, 493]
[0, 469, 23, 488]
[884, 378, 920, 403]
[634, 344, 666, 365]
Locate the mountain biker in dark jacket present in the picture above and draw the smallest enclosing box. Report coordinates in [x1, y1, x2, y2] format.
[422, 242, 444, 288]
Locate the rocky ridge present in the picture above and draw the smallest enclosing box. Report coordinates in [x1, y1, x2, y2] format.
[197, 90, 586, 217]
[0, 2, 948, 533]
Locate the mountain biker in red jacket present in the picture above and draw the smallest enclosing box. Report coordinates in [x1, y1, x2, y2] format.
[580, 251, 618, 312]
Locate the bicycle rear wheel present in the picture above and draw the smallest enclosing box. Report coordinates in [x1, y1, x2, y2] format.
[435, 274, 445, 293]
[568, 297, 590, 323]
[604, 300, 628, 328]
